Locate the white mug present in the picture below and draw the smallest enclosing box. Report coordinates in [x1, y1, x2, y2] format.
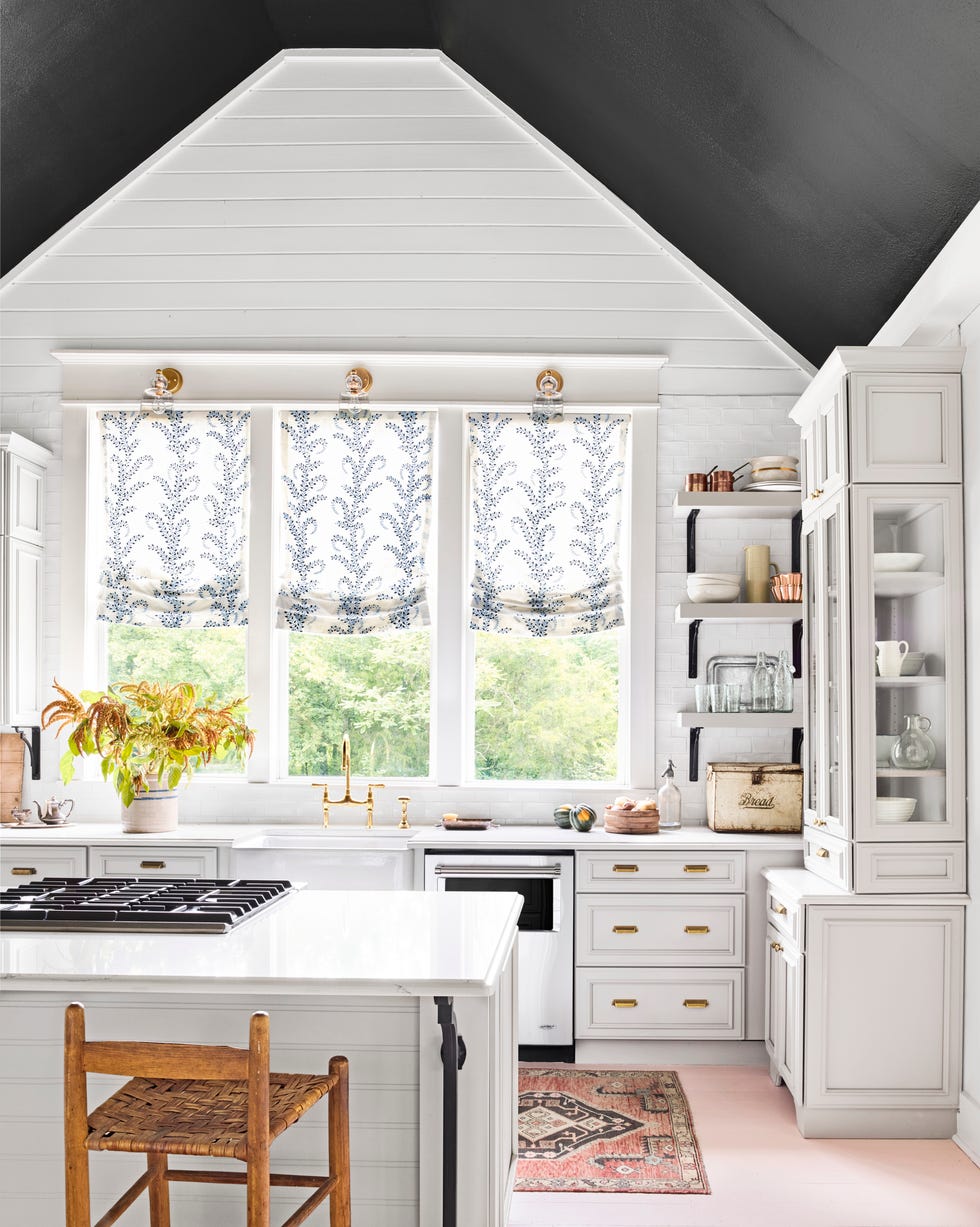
[875, 640, 909, 677]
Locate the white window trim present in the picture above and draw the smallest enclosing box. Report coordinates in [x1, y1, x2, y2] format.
[57, 351, 664, 807]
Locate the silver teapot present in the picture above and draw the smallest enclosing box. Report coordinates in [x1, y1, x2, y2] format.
[34, 796, 75, 824]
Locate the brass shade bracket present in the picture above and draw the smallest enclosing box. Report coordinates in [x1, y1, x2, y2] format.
[340, 367, 374, 411]
[532, 368, 564, 419]
[140, 366, 183, 411]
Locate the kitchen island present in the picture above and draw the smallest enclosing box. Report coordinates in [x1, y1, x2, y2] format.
[0, 889, 521, 1227]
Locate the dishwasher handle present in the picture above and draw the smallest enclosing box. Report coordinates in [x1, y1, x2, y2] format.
[432, 864, 563, 879]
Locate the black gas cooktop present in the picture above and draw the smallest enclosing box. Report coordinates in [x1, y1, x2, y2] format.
[0, 877, 296, 933]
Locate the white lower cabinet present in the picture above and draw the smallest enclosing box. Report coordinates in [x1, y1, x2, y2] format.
[764, 872, 965, 1138]
[92, 846, 220, 879]
[1, 845, 87, 884]
[575, 850, 747, 1041]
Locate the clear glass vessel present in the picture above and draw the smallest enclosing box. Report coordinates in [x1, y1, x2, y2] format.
[772, 649, 795, 712]
[889, 714, 937, 770]
[752, 651, 772, 712]
[657, 759, 682, 829]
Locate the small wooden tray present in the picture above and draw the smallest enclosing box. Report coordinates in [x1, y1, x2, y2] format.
[438, 817, 495, 831]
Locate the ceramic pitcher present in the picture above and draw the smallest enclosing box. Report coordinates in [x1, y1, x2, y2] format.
[744, 545, 779, 603]
[875, 640, 909, 677]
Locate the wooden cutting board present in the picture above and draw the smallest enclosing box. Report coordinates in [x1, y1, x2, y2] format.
[1, 733, 26, 821]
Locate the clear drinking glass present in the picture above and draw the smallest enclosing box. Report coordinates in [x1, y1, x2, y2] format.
[724, 683, 742, 713]
[694, 684, 711, 713]
[708, 684, 725, 713]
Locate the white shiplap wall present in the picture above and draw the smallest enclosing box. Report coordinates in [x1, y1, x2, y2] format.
[0, 50, 812, 820]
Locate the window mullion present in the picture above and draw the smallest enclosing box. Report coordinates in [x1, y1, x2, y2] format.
[626, 407, 658, 786]
[433, 408, 466, 785]
[246, 405, 277, 782]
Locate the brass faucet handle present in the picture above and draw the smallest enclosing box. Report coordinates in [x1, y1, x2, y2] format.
[397, 795, 411, 830]
[365, 782, 385, 829]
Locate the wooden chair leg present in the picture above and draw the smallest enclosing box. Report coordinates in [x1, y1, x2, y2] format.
[64, 1003, 92, 1227]
[146, 1154, 171, 1227]
[247, 1012, 271, 1227]
[328, 1056, 352, 1227]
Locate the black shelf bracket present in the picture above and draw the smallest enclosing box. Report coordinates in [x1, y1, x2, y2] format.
[792, 726, 805, 766]
[435, 995, 466, 1227]
[687, 619, 702, 679]
[686, 509, 701, 573]
[790, 509, 802, 573]
[688, 726, 703, 782]
[792, 619, 803, 679]
[14, 725, 41, 781]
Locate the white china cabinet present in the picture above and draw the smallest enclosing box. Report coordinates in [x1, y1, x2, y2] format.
[0, 433, 51, 726]
[763, 347, 967, 1140]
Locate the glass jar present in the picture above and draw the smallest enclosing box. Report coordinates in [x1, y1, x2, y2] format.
[751, 651, 772, 712]
[657, 759, 682, 830]
[889, 714, 936, 770]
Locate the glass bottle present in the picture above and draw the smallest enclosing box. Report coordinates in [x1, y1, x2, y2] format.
[751, 651, 772, 712]
[772, 649, 795, 713]
[657, 759, 682, 830]
[889, 714, 936, 770]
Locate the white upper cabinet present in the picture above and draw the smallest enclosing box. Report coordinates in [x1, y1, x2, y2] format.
[794, 348, 965, 518]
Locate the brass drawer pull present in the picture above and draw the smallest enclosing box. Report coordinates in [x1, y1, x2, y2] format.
[683, 999, 709, 1009]
[140, 861, 167, 870]
[771, 941, 784, 952]
[612, 998, 638, 1008]
[814, 847, 830, 859]
[772, 903, 788, 915]
[683, 864, 709, 873]
[612, 864, 639, 873]
[810, 488, 824, 499]
[612, 925, 638, 934]
[684, 925, 710, 934]
[813, 818, 827, 827]
[11, 867, 37, 876]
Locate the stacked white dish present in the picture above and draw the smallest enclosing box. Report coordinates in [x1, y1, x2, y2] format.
[874, 797, 917, 823]
[873, 552, 925, 572]
[874, 651, 926, 677]
[748, 454, 799, 483]
[687, 572, 740, 602]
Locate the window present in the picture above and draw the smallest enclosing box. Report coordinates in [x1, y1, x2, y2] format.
[66, 370, 657, 792]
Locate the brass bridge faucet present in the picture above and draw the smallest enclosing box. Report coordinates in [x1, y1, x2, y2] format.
[312, 731, 384, 828]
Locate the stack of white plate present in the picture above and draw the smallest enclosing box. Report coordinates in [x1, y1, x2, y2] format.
[874, 797, 917, 823]
[687, 572, 740, 602]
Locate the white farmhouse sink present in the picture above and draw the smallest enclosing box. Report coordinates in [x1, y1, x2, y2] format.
[231, 827, 414, 890]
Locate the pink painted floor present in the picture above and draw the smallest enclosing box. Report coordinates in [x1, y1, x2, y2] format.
[508, 1064, 980, 1227]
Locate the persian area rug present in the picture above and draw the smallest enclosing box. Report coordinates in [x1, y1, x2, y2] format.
[515, 1067, 710, 1194]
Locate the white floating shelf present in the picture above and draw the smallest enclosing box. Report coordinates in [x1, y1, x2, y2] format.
[875, 768, 946, 778]
[675, 603, 802, 624]
[673, 491, 802, 519]
[677, 712, 800, 728]
[874, 675, 945, 687]
[873, 572, 944, 597]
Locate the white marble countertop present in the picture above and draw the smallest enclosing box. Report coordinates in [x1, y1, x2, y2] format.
[0, 820, 804, 851]
[763, 866, 969, 905]
[0, 889, 522, 998]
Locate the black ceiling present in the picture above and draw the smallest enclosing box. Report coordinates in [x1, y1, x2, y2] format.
[2, 0, 978, 365]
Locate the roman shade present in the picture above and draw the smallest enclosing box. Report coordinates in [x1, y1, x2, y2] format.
[97, 408, 250, 628]
[468, 411, 629, 637]
[277, 408, 434, 634]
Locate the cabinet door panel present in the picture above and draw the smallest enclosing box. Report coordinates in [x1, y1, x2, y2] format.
[850, 372, 961, 483]
[2, 538, 44, 723]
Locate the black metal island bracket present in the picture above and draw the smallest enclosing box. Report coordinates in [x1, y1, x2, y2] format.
[435, 995, 467, 1227]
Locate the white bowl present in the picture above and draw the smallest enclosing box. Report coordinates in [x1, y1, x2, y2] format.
[900, 652, 926, 676]
[749, 454, 798, 471]
[687, 583, 740, 603]
[689, 572, 740, 583]
[873, 552, 925, 572]
[874, 797, 917, 823]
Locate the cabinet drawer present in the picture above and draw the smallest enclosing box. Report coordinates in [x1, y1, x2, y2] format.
[92, 846, 219, 878]
[576, 968, 744, 1039]
[765, 885, 800, 945]
[803, 827, 851, 890]
[1, 845, 87, 883]
[853, 842, 966, 894]
[577, 850, 744, 892]
[576, 894, 744, 965]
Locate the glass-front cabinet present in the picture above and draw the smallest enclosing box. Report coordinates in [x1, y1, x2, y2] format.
[795, 347, 966, 893]
[850, 485, 965, 844]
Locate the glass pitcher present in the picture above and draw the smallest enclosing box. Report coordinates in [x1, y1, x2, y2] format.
[889, 714, 936, 770]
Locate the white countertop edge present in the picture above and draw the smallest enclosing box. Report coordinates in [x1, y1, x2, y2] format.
[0, 972, 511, 998]
[0, 822, 805, 850]
[763, 866, 970, 906]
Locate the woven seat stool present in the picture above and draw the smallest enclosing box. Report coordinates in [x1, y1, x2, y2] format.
[64, 1002, 351, 1227]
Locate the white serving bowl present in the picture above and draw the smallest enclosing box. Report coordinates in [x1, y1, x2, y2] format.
[874, 797, 917, 823]
[687, 583, 741, 603]
[900, 651, 926, 676]
[689, 572, 741, 583]
[873, 552, 925, 572]
[749, 454, 798, 471]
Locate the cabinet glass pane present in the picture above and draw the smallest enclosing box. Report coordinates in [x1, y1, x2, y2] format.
[871, 498, 947, 826]
[823, 508, 842, 820]
[804, 527, 819, 816]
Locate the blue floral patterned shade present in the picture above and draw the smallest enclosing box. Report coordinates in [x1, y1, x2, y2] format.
[468, 412, 629, 636]
[97, 408, 250, 628]
[277, 409, 434, 634]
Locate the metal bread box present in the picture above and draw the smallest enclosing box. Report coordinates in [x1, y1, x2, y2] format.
[705, 762, 803, 833]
